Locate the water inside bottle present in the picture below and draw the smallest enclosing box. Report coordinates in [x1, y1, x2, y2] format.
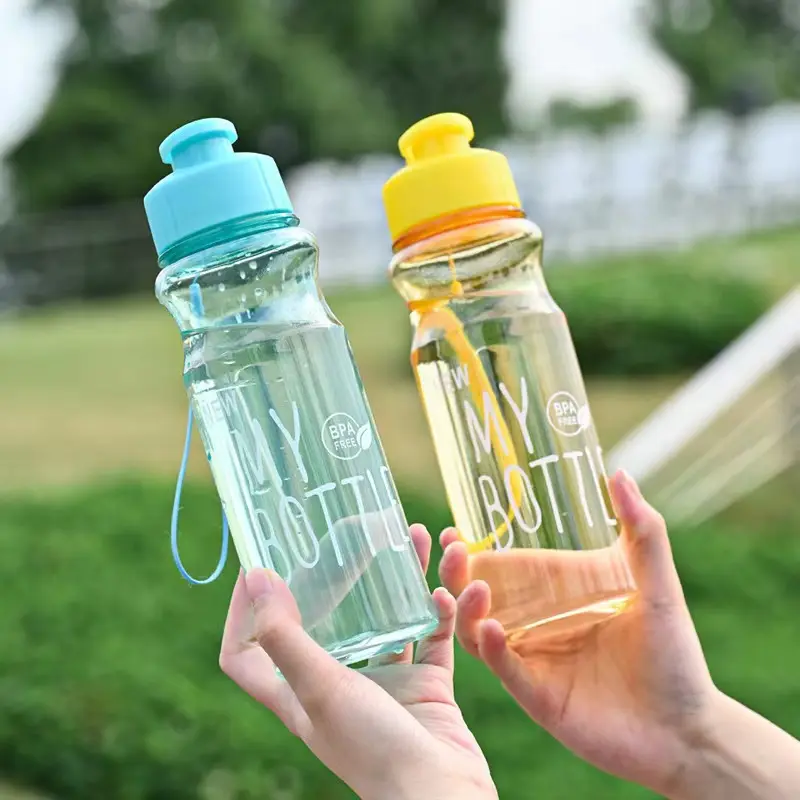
[188, 321, 437, 664]
[414, 304, 636, 642]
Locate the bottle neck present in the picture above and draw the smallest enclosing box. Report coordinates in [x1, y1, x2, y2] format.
[158, 211, 299, 267]
[389, 209, 544, 309]
[155, 215, 322, 335]
[391, 205, 524, 253]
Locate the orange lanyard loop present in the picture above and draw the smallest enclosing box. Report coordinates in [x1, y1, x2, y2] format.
[412, 290, 524, 553]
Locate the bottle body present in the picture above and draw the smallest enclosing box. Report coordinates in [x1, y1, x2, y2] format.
[392, 214, 636, 642]
[158, 218, 437, 664]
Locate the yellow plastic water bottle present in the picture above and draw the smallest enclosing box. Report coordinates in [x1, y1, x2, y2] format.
[383, 113, 637, 642]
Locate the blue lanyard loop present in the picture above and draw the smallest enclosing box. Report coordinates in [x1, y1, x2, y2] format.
[170, 404, 230, 585]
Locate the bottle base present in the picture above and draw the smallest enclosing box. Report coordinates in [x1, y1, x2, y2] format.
[505, 590, 636, 647]
[326, 617, 440, 666]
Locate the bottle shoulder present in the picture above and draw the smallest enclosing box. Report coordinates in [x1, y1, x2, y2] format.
[389, 216, 546, 305]
[391, 215, 540, 262]
[157, 224, 318, 293]
[156, 224, 335, 334]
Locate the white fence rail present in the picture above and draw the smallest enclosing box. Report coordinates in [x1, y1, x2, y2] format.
[608, 289, 800, 525]
[291, 103, 800, 283]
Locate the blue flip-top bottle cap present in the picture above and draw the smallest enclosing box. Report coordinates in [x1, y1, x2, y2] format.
[144, 118, 294, 257]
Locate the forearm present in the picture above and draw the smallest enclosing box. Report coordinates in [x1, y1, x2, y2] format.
[672, 690, 800, 800]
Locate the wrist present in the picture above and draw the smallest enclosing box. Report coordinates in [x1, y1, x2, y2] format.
[669, 690, 753, 800]
[399, 782, 497, 800]
[379, 771, 497, 800]
[670, 689, 800, 800]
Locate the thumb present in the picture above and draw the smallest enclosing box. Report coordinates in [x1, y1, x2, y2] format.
[609, 471, 685, 611]
[245, 569, 350, 714]
[246, 567, 302, 623]
[245, 569, 306, 668]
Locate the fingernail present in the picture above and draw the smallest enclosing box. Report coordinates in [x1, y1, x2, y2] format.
[439, 526, 460, 547]
[432, 586, 454, 603]
[612, 470, 635, 512]
[622, 469, 643, 498]
[614, 469, 633, 498]
[244, 568, 277, 601]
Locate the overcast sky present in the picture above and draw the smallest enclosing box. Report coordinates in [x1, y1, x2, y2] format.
[0, 0, 689, 159]
[505, 0, 687, 127]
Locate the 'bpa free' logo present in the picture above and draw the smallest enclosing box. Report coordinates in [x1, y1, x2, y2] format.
[321, 413, 374, 460]
[546, 391, 591, 437]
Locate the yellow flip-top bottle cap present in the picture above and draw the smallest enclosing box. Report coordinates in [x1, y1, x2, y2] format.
[382, 112, 521, 245]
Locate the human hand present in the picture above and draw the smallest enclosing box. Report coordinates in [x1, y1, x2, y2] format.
[220, 524, 497, 800]
[439, 470, 718, 798]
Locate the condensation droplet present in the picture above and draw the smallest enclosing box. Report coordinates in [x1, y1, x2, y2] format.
[240, 293, 247, 303]
[254, 287, 264, 298]
[248, 260, 258, 270]
[217, 283, 225, 292]
[239, 269, 246, 280]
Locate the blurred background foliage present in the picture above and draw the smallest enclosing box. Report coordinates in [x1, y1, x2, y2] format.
[0, 479, 798, 800]
[650, 0, 800, 114]
[10, 0, 506, 211]
[12, 0, 800, 211]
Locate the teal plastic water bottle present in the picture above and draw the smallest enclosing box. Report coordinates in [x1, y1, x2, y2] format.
[144, 118, 438, 664]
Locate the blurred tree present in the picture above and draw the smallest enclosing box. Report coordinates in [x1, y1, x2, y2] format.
[648, 0, 800, 112]
[546, 97, 639, 135]
[10, 0, 507, 212]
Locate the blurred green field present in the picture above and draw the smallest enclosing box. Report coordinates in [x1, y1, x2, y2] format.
[0, 277, 677, 494]
[0, 228, 797, 799]
[0, 294, 684, 492]
[0, 786, 49, 800]
[0, 227, 795, 494]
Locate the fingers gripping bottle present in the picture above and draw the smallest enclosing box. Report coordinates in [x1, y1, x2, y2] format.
[383, 113, 636, 642]
[145, 118, 437, 664]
